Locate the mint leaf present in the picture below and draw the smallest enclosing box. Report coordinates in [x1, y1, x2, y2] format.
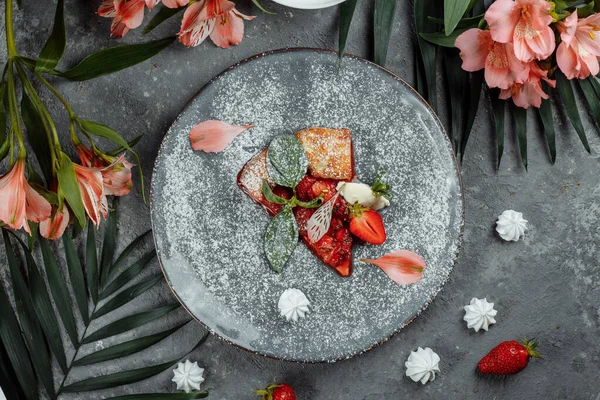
[371, 169, 393, 201]
[264, 205, 298, 273]
[261, 180, 289, 205]
[266, 135, 308, 189]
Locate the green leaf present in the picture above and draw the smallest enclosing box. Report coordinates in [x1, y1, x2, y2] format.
[100, 197, 118, 286]
[81, 303, 181, 344]
[100, 251, 157, 300]
[374, 0, 397, 66]
[63, 231, 89, 324]
[490, 92, 506, 168]
[35, 0, 65, 73]
[64, 333, 206, 393]
[92, 275, 163, 320]
[57, 152, 86, 227]
[77, 119, 145, 201]
[338, 0, 358, 63]
[10, 234, 68, 372]
[252, 0, 276, 14]
[21, 88, 53, 185]
[143, 5, 184, 35]
[555, 70, 591, 152]
[3, 231, 55, 398]
[444, 48, 468, 153]
[511, 102, 528, 170]
[56, 37, 175, 81]
[266, 135, 308, 188]
[0, 340, 26, 400]
[106, 393, 209, 400]
[86, 223, 99, 304]
[460, 70, 483, 162]
[39, 237, 80, 346]
[419, 28, 469, 47]
[261, 180, 289, 205]
[414, 0, 438, 110]
[73, 321, 188, 366]
[0, 271, 38, 400]
[444, 0, 472, 35]
[577, 77, 600, 125]
[107, 134, 144, 156]
[295, 197, 323, 209]
[428, 14, 483, 29]
[537, 96, 556, 164]
[264, 205, 298, 273]
[109, 229, 152, 281]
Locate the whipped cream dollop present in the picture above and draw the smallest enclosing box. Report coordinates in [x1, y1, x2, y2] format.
[405, 347, 441, 385]
[172, 360, 205, 393]
[496, 210, 528, 241]
[278, 288, 310, 322]
[463, 297, 497, 332]
[336, 181, 389, 210]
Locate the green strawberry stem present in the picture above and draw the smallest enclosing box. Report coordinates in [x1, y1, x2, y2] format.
[523, 337, 542, 359]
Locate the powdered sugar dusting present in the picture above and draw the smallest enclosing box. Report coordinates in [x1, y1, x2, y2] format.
[151, 50, 463, 362]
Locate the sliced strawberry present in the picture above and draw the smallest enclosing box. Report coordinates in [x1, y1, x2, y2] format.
[310, 179, 337, 202]
[332, 196, 350, 221]
[296, 175, 317, 201]
[349, 206, 386, 245]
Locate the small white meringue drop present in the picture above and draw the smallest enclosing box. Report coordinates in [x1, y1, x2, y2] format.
[172, 360, 205, 393]
[496, 210, 528, 242]
[405, 347, 441, 385]
[278, 288, 310, 322]
[463, 297, 497, 332]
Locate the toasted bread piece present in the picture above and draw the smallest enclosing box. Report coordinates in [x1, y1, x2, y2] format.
[295, 127, 354, 181]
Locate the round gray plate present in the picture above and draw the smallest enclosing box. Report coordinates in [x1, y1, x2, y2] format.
[151, 49, 464, 363]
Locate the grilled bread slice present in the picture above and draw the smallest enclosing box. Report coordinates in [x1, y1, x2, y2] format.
[295, 127, 354, 181]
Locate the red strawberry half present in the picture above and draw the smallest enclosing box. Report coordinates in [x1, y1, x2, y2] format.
[255, 383, 296, 400]
[349, 204, 386, 245]
[478, 338, 541, 375]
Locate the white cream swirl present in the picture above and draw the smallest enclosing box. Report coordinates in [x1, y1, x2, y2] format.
[496, 210, 528, 241]
[278, 288, 310, 322]
[335, 181, 389, 210]
[463, 297, 497, 332]
[405, 347, 441, 385]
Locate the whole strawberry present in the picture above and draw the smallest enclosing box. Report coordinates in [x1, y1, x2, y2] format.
[254, 383, 296, 400]
[478, 338, 541, 375]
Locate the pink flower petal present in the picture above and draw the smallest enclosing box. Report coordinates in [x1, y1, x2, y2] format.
[210, 10, 248, 49]
[189, 120, 254, 152]
[559, 9, 578, 44]
[24, 183, 52, 223]
[361, 249, 426, 285]
[40, 206, 70, 240]
[162, 0, 190, 8]
[485, 0, 520, 43]
[455, 28, 490, 72]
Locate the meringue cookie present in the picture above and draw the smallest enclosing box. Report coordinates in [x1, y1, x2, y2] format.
[463, 297, 497, 332]
[278, 288, 310, 322]
[405, 347, 441, 384]
[496, 210, 528, 241]
[172, 360, 205, 393]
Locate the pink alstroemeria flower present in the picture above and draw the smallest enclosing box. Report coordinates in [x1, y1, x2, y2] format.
[361, 250, 426, 285]
[74, 164, 108, 226]
[0, 158, 52, 234]
[162, 0, 189, 8]
[499, 61, 555, 108]
[189, 120, 254, 152]
[455, 28, 529, 90]
[557, 10, 600, 79]
[40, 205, 70, 240]
[98, 0, 159, 38]
[178, 0, 255, 48]
[485, 0, 555, 62]
[76, 144, 134, 197]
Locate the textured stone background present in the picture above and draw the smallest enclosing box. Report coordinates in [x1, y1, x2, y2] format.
[1, 0, 599, 399]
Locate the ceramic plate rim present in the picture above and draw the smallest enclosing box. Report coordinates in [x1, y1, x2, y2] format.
[150, 47, 465, 363]
[271, 0, 346, 9]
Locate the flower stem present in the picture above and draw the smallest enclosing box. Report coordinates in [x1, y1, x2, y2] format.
[5, 0, 18, 58]
[6, 60, 25, 160]
[34, 72, 76, 118]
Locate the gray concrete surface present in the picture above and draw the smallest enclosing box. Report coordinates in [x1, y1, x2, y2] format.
[1, 1, 599, 399]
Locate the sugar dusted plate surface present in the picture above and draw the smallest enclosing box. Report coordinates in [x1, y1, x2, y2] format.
[151, 49, 463, 362]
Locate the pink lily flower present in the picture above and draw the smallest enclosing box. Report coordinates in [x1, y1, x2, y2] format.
[40, 205, 70, 240]
[76, 144, 134, 197]
[499, 61, 555, 108]
[98, 0, 159, 38]
[73, 164, 108, 226]
[0, 158, 52, 234]
[557, 10, 600, 80]
[178, 0, 255, 48]
[455, 28, 529, 90]
[361, 250, 426, 285]
[189, 120, 254, 152]
[484, 0, 555, 62]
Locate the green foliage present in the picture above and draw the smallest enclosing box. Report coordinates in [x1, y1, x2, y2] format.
[444, 0, 473, 35]
[35, 0, 66, 73]
[374, 0, 397, 66]
[264, 204, 299, 273]
[338, 0, 358, 64]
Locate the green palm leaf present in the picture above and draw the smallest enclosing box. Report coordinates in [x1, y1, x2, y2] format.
[82, 303, 181, 344]
[374, 0, 397, 66]
[108, 228, 152, 281]
[100, 197, 118, 286]
[338, 0, 358, 63]
[100, 250, 157, 300]
[490, 92, 506, 168]
[63, 230, 90, 324]
[556, 70, 591, 152]
[92, 275, 164, 319]
[537, 95, 556, 164]
[86, 223, 99, 304]
[511, 102, 528, 169]
[39, 237, 79, 346]
[73, 321, 189, 366]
